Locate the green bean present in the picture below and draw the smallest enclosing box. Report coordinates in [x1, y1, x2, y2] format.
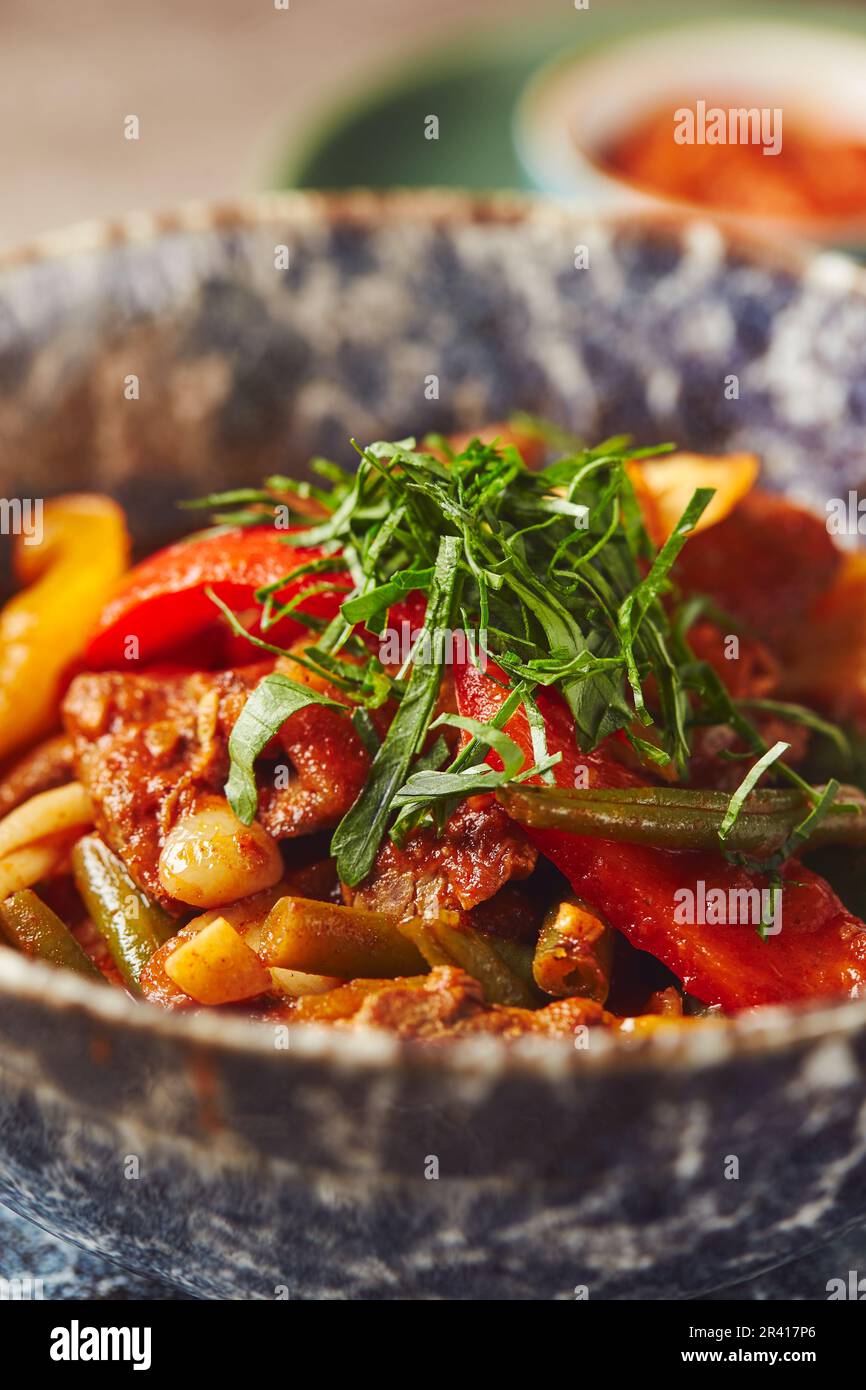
[485, 936, 540, 999]
[71, 835, 176, 993]
[0, 889, 103, 981]
[397, 914, 539, 1007]
[497, 783, 866, 856]
[533, 896, 614, 1003]
[260, 896, 426, 978]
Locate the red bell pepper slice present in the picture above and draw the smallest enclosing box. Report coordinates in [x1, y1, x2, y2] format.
[455, 658, 866, 1010]
[84, 527, 349, 670]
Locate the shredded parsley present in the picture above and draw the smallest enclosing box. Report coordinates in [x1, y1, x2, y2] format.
[188, 426, 845, 884]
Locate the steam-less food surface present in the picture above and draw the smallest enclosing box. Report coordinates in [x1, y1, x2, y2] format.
[2, 195, 866, 1300]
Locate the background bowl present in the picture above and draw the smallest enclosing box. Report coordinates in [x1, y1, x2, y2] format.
[516, 17, 866, 255]
[1, 191, 866, 1300]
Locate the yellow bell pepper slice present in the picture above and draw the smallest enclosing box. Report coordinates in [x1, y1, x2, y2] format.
[0, 495, 129, 759]
[628, 452, 759, 545]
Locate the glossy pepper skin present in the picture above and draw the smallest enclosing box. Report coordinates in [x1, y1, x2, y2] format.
[83, 527, 349, 670]
[455, 658, 866, 1011]
[0, 495, 129, 759]
[71, 834, 176, 994]
[0, 889, 103, 980]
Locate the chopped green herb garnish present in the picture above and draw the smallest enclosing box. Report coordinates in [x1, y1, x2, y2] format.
[330, 534, 463, 886]
[719, 740, 791, 842]
[226, 672, 346, 825]
[187, 424, 848, 884]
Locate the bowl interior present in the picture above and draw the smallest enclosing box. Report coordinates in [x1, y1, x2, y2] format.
[1, 192, 866, 1028]
[1, 192, 865, 562]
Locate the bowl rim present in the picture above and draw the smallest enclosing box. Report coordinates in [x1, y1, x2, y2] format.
[0, 185, 858, 279]
[2, 186, 866, 1079]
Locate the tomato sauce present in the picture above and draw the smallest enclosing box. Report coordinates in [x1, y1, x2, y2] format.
[600, 104, 866, 220]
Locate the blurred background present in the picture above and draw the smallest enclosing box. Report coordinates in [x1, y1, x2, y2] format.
[0, 0, 535, 242]
[5, 0, 866, 249]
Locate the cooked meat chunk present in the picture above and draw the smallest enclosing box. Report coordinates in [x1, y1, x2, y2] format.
[343, 966, 487, 1036]
[291, 966, 609, 1039]
[256, 657, 375, 841]
[344, 797, 538, 920]
[64, 665, 257, 908]
[468, 879, 549, 942]
[62, 657, 373, 911]
[0, 734, 75, 816]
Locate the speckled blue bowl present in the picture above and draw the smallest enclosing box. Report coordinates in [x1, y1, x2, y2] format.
[1, 192, 865, 1301]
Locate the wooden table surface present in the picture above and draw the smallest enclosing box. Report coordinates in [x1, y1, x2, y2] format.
[0, 0, 541, 247]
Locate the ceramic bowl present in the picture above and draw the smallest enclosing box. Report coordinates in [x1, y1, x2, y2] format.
[1, 191, 865, 1300]
[516, 18, 866, 254]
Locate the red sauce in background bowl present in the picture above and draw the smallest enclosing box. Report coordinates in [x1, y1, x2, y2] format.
[599, 103, 866, 222]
